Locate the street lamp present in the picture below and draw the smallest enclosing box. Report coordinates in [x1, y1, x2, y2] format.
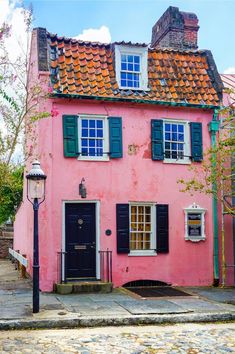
[26, 160, 47, 313]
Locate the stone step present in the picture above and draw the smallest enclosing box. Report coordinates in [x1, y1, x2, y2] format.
[55, 281, 113, 295]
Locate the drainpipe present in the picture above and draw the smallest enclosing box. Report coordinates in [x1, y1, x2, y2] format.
[208, 110, 220, 286]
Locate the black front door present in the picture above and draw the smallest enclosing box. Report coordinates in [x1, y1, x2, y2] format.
[65, 203, 96, 279]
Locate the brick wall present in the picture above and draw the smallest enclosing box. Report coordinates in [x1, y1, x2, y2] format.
[151, 6, 199, 50]
[0, 227, 13, 258]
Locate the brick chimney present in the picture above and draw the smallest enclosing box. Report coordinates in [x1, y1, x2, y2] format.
[151, 6, 199, 50]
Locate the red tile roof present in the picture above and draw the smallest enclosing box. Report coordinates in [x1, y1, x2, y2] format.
[47, 32, 222, 106]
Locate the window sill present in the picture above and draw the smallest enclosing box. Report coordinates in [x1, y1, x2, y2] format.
[163, 159, 191, 165]
[128, 251, 157, 257]
[185, 237, 206, 242]
[119, 86, 150, 91]
[77, 156, 109, 162]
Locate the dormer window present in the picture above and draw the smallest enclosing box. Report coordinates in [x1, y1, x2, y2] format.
[115, 45, 148, 90]
[121, 54, 140, 88]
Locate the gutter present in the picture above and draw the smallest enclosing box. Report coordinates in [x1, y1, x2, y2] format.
[51, 93, 220, 110]
[208, 110, 220, 285]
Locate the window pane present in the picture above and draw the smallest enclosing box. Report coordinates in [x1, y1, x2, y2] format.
[127, 72, 133, 80]
[121, 72, 127, 80]
[165, 133, 171, 140]
[178, 133, 184, 141]
[165, 123, 170, 131]
[178, 125, 184, 132]
[128, 63, 133, 71]
[89, 139, 95, 147]
[121, 54, 126, 62]
[172, 133, 177, 141]
[121, 62, 127, 70]
[134, 64, 140, 72]
[128, 55, 133, 62]
[81, 138, 88, 147]
[82, 129, 88, 137]
[96, 120, 103, 128]
[121, 79, 127, 87]
[172, 124, 177, 132]
[89, 148, 96, 156]
[82, 119, 88, 128]
[81, 147, 88, 156]
[134, 56, 140, 64]
[89, 120, 95, 128]
[90, 129, 96, 137]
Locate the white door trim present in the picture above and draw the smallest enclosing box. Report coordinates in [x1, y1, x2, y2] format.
[62, 200, 100, 281]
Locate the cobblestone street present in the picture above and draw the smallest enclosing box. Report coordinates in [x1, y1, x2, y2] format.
[0, 323, 234, 353]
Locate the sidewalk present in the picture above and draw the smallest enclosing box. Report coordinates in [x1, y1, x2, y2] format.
[0, 259, 234, 330]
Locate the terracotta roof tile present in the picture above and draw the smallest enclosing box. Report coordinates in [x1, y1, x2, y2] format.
[47, 32, 221, 105]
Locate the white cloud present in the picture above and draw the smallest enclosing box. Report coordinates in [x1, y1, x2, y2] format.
[74, 25, 111, 43]
[223, 67, 235, 74]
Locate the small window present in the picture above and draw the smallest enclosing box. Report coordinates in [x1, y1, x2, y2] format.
[164, 120, 190, 163]
[184, 203, 206, 242]
[120, 54, 140, 88]
[78, 115, 109, 161]
[129, 203, 155, 255]
[115, 45, 148, 90]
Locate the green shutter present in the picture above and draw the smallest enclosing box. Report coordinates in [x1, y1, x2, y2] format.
[190, 122, 203, 162]
[62, 115, 78, 157]
[109, 117, 123, 158]
[151, 119, 164, 160]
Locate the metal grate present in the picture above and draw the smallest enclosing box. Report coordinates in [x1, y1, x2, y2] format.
[126, 286, 192, 297]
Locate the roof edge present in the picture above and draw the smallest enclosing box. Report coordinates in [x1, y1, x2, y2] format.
[51, 92, 220, 110]
[203, 50, 224, 101]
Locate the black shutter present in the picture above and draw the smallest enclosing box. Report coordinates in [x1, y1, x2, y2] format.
[156, 204, 169, 253]
[116, 204, 130, 254]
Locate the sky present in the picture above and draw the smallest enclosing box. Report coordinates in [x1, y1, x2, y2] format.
[0, 0, 235, 73]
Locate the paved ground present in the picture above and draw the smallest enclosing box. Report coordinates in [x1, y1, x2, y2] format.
[0, 259, 235, 329]
[0, 323, 234, 353]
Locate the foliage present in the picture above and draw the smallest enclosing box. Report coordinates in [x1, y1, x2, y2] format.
[0, 163, 23, 224]
[0, 8, 53, 223]
[178, 89, 235, 216]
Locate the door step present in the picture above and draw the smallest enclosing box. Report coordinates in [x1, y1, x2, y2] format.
[55, 281, 113, 295]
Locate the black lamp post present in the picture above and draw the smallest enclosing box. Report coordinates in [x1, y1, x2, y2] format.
[26, 160, 47, 313]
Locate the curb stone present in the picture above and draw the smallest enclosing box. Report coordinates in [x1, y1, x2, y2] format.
[0, 312, 235, 331]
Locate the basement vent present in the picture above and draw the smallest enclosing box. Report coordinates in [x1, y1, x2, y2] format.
[123, 279, 170, 288]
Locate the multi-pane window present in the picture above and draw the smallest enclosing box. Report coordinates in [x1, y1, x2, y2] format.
[79, 117, 108, 160]
[120, 54, 140, 88]
[164, 122, 185, 160]
[130, 205, 153, 251]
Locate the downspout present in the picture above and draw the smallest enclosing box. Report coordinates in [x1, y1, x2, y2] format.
[208, 110, 220, 285]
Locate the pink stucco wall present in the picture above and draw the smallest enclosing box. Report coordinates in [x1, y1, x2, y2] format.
[13, 30, 219, 292]
[15, 96, 215, 291]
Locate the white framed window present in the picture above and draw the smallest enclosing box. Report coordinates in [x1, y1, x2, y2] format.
[115, 45, 148, 90]
[78, 115, 109, 161]
[184, 203, 206, 242]
[163, 120, 190, 164]
[129, 203, 156, 255]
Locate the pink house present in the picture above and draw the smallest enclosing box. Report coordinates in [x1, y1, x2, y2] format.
[14, 7, 224, 292]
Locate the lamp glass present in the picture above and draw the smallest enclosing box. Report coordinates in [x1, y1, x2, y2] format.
[28, 178, 45, 199]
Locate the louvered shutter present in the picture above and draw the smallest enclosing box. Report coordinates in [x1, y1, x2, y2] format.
[63, 115, 78, 157]
[190, 122, 203, 161]
[156, 204, 169, 253]
[109, 117, 123, 158]
[116, 204, 130, 254]
[151, 119, 164, 160]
